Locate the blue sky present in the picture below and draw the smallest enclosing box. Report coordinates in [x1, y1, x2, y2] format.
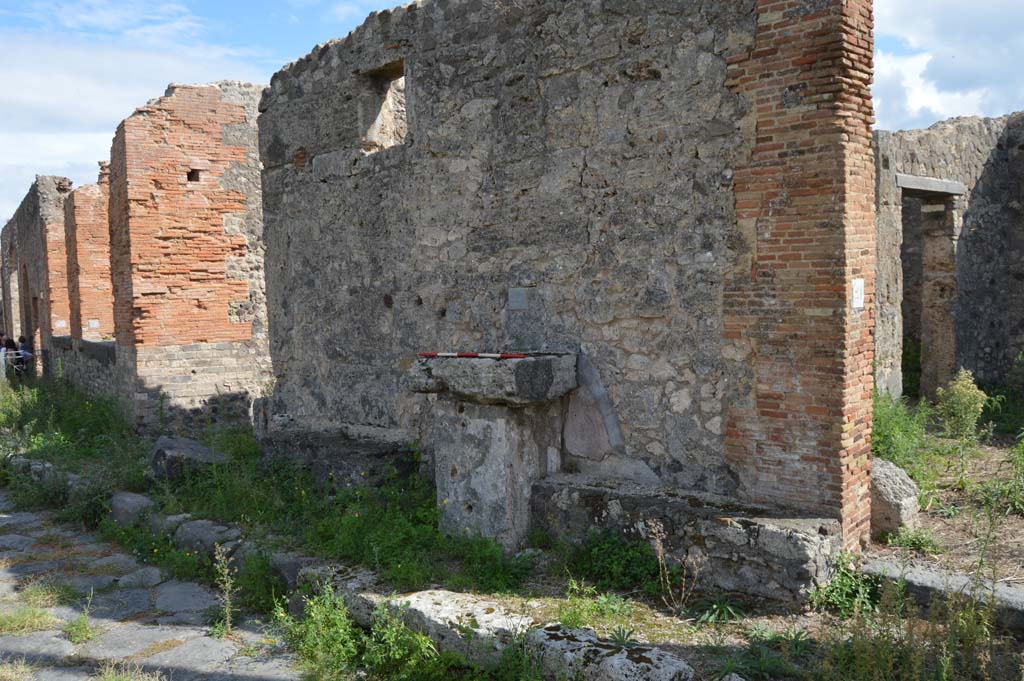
[1, 0, 1023, 220]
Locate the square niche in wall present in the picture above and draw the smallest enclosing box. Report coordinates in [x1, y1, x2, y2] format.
[361, 60, 408, 154]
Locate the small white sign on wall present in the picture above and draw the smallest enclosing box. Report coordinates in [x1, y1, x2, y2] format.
[852, 278, 865, 310]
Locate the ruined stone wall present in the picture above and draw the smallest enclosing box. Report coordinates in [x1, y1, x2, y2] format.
[108, 82, 270, 428]
[260, 0, 760, 495]
[65, 165, 113, 342]
[50, 337, 118, 401]
[260, 0, 877, 544]
[0, 176, 73, 373]
[875, 114, 1024, 391]
[1, 224, 20, 339]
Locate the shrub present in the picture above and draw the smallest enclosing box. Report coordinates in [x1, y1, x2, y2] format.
[363, 604, 445, 681]
[936, 370, 989, 441]
[872, 392, 931, 470]
[557, 576, 633, 629]
[885, 527, 943, 555]
[567, 530, 660, 595]
[275, 587, 362, 681]
[810, 553, 880, 618]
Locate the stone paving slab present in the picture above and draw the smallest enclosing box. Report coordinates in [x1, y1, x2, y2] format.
[0, 491, 300, 680]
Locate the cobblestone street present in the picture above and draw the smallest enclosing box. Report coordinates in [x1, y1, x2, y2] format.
[0, 491, 300, 680]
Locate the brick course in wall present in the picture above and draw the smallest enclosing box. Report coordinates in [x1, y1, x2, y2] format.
[106, 82, 270, 427]
[110, 85, 253, 347]
[724, 0, 876, 549]
[64, 164, 114, 341]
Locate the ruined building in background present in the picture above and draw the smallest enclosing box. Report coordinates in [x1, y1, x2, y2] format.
[256, 0, 876, 601]
[2, 82, 271, 429]
[875, 113, 1024, 399]
[2, 176, 74, 362]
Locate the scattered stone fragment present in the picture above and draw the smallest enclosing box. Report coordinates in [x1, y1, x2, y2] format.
[151, 437, 226, 482]
[0, 630, 75, 661]
[138, 635, 236, 669]
[527, 625, 695, 681]
[0, 534, 35, 550]
[870, 458, 920, 538]
[79, 623, 201, 661]
[173, 519, 240, 557]
[88, 553, 141, 575]
[109, 492, 155, 528]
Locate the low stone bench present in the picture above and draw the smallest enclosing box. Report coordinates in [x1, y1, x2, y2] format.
[532, 474, 841, 603]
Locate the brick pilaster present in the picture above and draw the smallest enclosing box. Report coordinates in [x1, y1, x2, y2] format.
[725, 0, 876, 549]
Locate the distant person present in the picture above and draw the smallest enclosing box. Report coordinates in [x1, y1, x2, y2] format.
[4, 338, 18, 379]
[17, 337, 31, 359]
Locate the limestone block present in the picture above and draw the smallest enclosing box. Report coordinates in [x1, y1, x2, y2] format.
[151, 436, 226, 481]
[173, 519, 241, 557]
[413, 356, 577, 406]
[564, 354, 626, 461]
[871, 458, 920, 538]
[430, 399, 562, 551]
[526, 625, 694, 681]
[109, 492, 155, 527]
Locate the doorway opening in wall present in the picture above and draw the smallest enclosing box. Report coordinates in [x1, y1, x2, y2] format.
[897, 174, 966, 401]
[361, 60, 408, 154]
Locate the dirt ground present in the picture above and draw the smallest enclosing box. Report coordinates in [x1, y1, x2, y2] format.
[867, 439, 1024, 586]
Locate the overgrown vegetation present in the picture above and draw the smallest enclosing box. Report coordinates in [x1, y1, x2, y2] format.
[809, 553, 880, 618]
[153, 430, 529, 593]
[0, 380, 146, 491]
[274, 587, 542, 680]
[565, 530, 660, 596]
[936, 369, 990, 442]
[557, 576, 633, 629]
[885, 526, 943, 555]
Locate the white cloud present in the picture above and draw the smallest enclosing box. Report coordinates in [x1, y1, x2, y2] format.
[0, 4, 268, 223]
[874, 0, 1024, 129]
[328, 2, 368, 22]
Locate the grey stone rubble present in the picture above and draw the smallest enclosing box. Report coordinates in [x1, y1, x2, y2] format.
[869, 458, 920, 538]
[863, 558, 1024, 633]
[0, 490, 298, 680]
[151, 436, 226, 482]
[7, 455, 708, 680]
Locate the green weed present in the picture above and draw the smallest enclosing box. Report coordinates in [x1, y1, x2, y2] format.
[885, 527, 943, 555]
[566, 530, 660, 595]
[694, 595, 745, 625]
[936, 369, 990, 442]
[809, 553, 880, 618]
[558, 576, 633, 630]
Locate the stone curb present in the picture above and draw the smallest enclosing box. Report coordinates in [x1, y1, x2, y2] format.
[863, 558, 1024, 633]
[2, 453, 703, 681]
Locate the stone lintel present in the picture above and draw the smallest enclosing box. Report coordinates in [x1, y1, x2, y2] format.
[896, 173, 967, 198]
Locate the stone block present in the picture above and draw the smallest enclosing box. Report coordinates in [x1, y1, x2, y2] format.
[532, 475, 840, 602]
[526, 625, 694, 681]
[109, 492, 155, 527]
[411, 356, 577, 406]
[871, 458, 920, 538]
[173, 519, 241, 557]
[151, 436, 226, 481]
[430, 399, 562, 551]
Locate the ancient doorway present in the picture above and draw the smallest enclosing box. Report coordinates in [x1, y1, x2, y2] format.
[896, 174, 966, 400]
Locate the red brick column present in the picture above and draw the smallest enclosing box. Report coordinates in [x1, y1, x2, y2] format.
[44, 214, 71, 340]
[65, 164, 113, 341]
[724, 0, 876, 549]
[109, 86, 252, 348]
